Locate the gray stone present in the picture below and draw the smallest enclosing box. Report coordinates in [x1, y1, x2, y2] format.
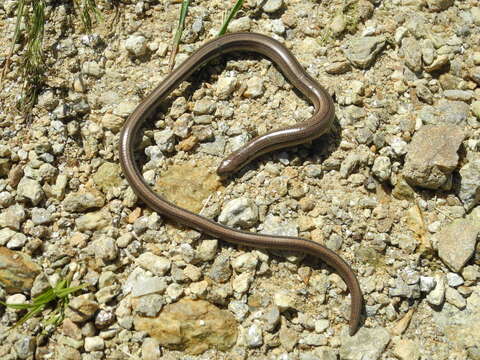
[445, 287, 466, 309]
[263, 306, 280, 332]
[15, 335, 36, 359]
[243, 76, 264, 98]
[343, 36, 386, 69]
[153, 129, 175, 153]
[131, 276, 167, 297]
[137, 252, 171, 276]
[401, 37, 422, 72]
[426, 274, 446, 306]
[196, 239, 218, 261]
[142, 338, 161, 360]
[31, 207, 53, 225]
[228, 300, 249, 321]
[65, 294, 99, 322]
[433, 290, 480, 349]
[231, 253, 258, 273]
[262, 0, 283, 13]
[90, 236, 118, 263]
[134, 294, 165, 316]
[209, 254, 232, 283]
[215, 76, 237, 99]
[261, 214, 298, 237]
[0, 204, 26, 230]
[17, 177, 44, 205]
[125, 35, 148, 57]
[63, 190, 105, 212]
[403, 125, 465, 189]
[274, 290, 296, 311]
[218, 198, 259, 228]
[444, 90, 474, 102]
[82, 61, 104, 78]
[245, 324, 263, 348]
[458, 158, 480, 210]
[84, 336, 104, 352]
[420, 276, 437, 293]
[446, 273, 464, 287]
[193, 99, 216, 115]
[436, 218, 479, 272]
[6, 231, 26, 249]
[340, 327, 390, 360]
[75, 210, 110, 231]
[372, 156, 391, 181]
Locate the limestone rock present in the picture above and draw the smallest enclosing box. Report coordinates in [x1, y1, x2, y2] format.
[0, 247, 41, 294]
[436, 219, 479, 272]
[134, 299, 238, 355]
[403, 125, 465, 189]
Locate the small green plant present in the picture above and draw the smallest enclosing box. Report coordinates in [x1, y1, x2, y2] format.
[1, 274, 86, 332]
[1, 0, 103, 116]
[218, 0, 244, 36]
[168, 0, 191, 71]
[168, 0, 245, 70]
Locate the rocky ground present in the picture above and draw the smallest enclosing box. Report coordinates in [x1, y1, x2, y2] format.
[0, 0, 480, 359]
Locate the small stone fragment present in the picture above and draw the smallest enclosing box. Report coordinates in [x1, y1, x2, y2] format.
[343, 36, 386, 69]
[436, 218, 479, 272]
[17, 177, 44, 205]
[339, 327, 390, 360]
[0, 247, 41, 293]
[403, 125, 465, 189]
[125, 35, 148, 57]
[218, 198, 259, 228]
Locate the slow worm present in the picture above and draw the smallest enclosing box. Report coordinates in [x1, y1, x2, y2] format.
[119, 32, 363, 335]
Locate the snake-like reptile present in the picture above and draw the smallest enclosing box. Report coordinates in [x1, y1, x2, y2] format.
[119, 32, 363, 335]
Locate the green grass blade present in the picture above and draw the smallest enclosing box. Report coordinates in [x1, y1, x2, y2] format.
[0, 301, 35, 310]
[8, 304, 46, 330]
[168, 0, 191, 71]
[218, 0, 244, 36]
[55, 284, 87, 298]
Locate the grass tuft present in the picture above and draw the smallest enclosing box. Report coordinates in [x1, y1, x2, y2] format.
[168, 0, 191, 71]
[218, 0, 244, 36]
[1, 0, 103, 117]
[1, 273, 87, 333]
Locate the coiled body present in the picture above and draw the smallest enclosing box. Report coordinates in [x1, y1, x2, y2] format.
[119, 32, 362, 335]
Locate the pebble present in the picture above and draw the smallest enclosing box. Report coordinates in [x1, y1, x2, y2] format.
[215, 76, 237, 99]
[401, 37, 422, 72]
[426, 274, 446, 306]
[458, 158, 480, 210]
[196, 239, 218, 261]
[232, 272, 252, 294]
[142, 338, 161, 360]
[245, 324, 263, 348]
[426, 0, 453, 12]
[90, 236, 118, 263]
[218, 198, 259, 228]
[446, 273, 464, 287]
[0, 247, 41, 293]
[339, 327, 391, 360]
[445, 287, 466, 309]
[75, 210, 110, 231]
[65, 294, 99, 322]
[472, 101, 480, 119]
[63, 190, 105, 212]
[17, 177, 44, 205]
[14, 336, 36, 360]
[403, 125, 465, 189]
[444, 89, 474, 101]
[193, 98, 216, 115]
[137, 252, 171, 276]
[436, 218, 479, 272]
[372, 156, 391, 181]
[262, 0, 283, 13]
[419, 276, 437, 293]
[84, 337, 104, 352]
[274, 290, 295, 312]
[125, 34, 148, 57]
[228, 16, 251, 32]
[243, 77, 265, 98]
[343, 36, 386, 69]
[231, 253, 258, 273]
[209, 254, 232, 283]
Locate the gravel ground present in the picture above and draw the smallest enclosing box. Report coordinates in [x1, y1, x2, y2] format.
[0, 0, 480, 359]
